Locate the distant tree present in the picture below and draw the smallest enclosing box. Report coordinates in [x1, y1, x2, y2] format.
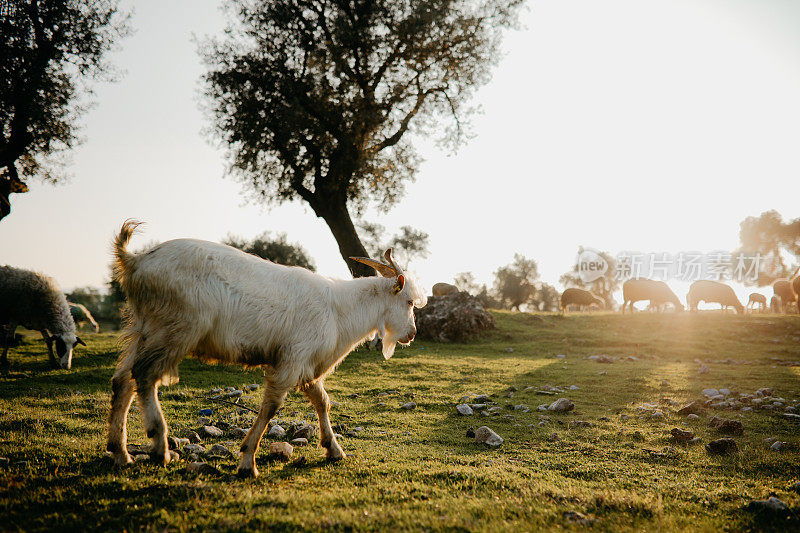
[356, 221, 429, 269]
[493, 254, 540, 311]
[224, 232, 316, 271]
[737, 210, 800, 284]
[559, 247, 619, 309]
[0, 0, 128, 221]
[529, 282, 559, 312]
[454, 271, 480, 295]
[201, 0, 523, 276]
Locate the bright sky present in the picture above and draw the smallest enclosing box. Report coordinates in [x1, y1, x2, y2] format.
[1, 0, 799, 306]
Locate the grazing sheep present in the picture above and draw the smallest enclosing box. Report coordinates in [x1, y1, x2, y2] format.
[621, 279, 683, 314]
[432, 282, 459, 297]
[772, 279, 797, 313]
[69, 302, 100, 333]
[746, 293, 767, 313]
[770, 295, 782, 313]
[0, 266, 86, 369]
[106, 221, 426, 477]
[687, 280, 744, 314]
[560, 288, 604, 312]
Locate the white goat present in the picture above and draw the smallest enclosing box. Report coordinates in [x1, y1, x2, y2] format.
[106, 221, 426, 477]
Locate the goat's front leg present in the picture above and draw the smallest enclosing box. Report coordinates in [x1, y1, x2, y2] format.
[1, 324, 14, 369]
[237, 378, 289, 478]
[304, 380, 345, 462]
[41, 330, 58, 368]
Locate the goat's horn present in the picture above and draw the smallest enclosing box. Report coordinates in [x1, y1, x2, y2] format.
[349, 256, 396, 277]
[383, 248, 401, 273]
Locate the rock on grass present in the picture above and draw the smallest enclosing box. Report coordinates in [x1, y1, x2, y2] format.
[706, 438, 738, 455]
[670, 428, 695, 444]
[474, 426, 503, 447]
[745, 496, 789, 515]
[186, 462, 222, 476]
[268, 442, 294, 462]
[201, 425, 224, 438]
[547, 398, 574, 412]
[709, 417, 744, 435]
[456, 404, 473, 416]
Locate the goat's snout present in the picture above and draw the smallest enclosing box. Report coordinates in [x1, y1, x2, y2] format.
[399, 327, 416, 344]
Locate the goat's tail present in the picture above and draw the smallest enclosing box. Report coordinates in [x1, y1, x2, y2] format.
[112, 219, 143, 293]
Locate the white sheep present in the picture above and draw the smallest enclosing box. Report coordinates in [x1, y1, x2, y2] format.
[0, 265, 86, 369]
[106, 221, 426, 477]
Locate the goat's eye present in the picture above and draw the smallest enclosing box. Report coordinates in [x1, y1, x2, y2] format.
[407, 300, 413, 307]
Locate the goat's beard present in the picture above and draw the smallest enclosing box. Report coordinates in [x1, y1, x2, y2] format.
[378, 323, 398, 360]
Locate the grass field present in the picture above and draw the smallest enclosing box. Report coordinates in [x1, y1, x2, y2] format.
[1, 311, 799, 531]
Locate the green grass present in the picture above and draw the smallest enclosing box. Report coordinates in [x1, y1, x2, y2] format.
[1, 312, 799, 531]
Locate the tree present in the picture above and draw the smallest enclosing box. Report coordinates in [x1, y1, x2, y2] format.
[224, 232, 317, 270]
[0, 0, 128, 221]
[529, 282, 559, 312]
[453, 271, 480, 295]
[357, 221, 429, 268]
[559, 247, 619, 309]
[493, 254, 540, 311]
[737, 210, 800, 283]
[201, 0, 523, 276]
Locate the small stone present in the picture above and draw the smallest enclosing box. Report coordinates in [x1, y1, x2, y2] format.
[568, 385, 579, 390]
[290, 438, 308, 446]
[513, 405, 530, 412]
[186, 431, 202, 443]
[466, 427, 475, 438]
[292, 423, 317, 440]
[503, 347, 514, 353]
[556, 354, 567, 359]
[198, 408, 213, 416]
[245, 383, 259, 391]
[183, 443, 206, 454]
[719, 388, 730, 396]
[400, 402, 417, 410]
[698, 364, 709, 374]
[267, 425, 286, 438]
[456, 404, 474, 416]
[268, 442, 294, 462]
[186, 462, 221, 475]
[651, 410, 665, 419]
[783, 413, 800, 420]
[225, 389, 244, 398]
[670, 428, 695, 443]
[677, 401, 704, 416]
[474, 394, 490, 402]
[701, 388, 719, 398]
[687, 414, 700, 421]
[209, 444, 233, 457]
[537, 404, 549, 411]
[755, 387, 773, 397]
[709, 417, 744, 436]
[201, 425, 224, 438]
[706, 438, 738, 455]
[197, 417, 212, 426]
[569, 420, 592, 428]
[474, 426, 503, 447]
[229, 427, 248, 438]
[563, 511, 592, 525]
[745, 496, 788, 515]
[547, 398, 575, 412]
[770, 441, 787, 452]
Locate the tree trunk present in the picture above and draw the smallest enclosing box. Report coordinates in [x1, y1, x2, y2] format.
[311, 195, 375, 278]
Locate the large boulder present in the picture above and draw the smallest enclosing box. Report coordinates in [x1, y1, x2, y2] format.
[414, 293, 495, 342]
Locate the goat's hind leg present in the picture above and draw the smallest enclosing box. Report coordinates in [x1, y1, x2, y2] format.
[304, 380, 345, 462]
[132, 353, 176, 466]
[107, 368, 135, 466]
[237, 377, 290, 478]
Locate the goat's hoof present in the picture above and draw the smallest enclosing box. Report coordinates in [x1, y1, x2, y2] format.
[325, 450, 346, 463]
[112, 453, 133, 467]
[237, 467, 258, 479]
[149, 452, 170, 467]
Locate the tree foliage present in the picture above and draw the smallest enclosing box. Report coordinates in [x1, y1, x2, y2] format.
[357, 221, 429, 268]
[224, 232, 317, 271]
[201, 0, 523, 275]
[737, 210, 800, 283]
[0, 0, 128, 221]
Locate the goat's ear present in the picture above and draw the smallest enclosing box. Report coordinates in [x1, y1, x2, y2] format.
[392, 274, 405, 294]
[75, 336, 86, 347]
